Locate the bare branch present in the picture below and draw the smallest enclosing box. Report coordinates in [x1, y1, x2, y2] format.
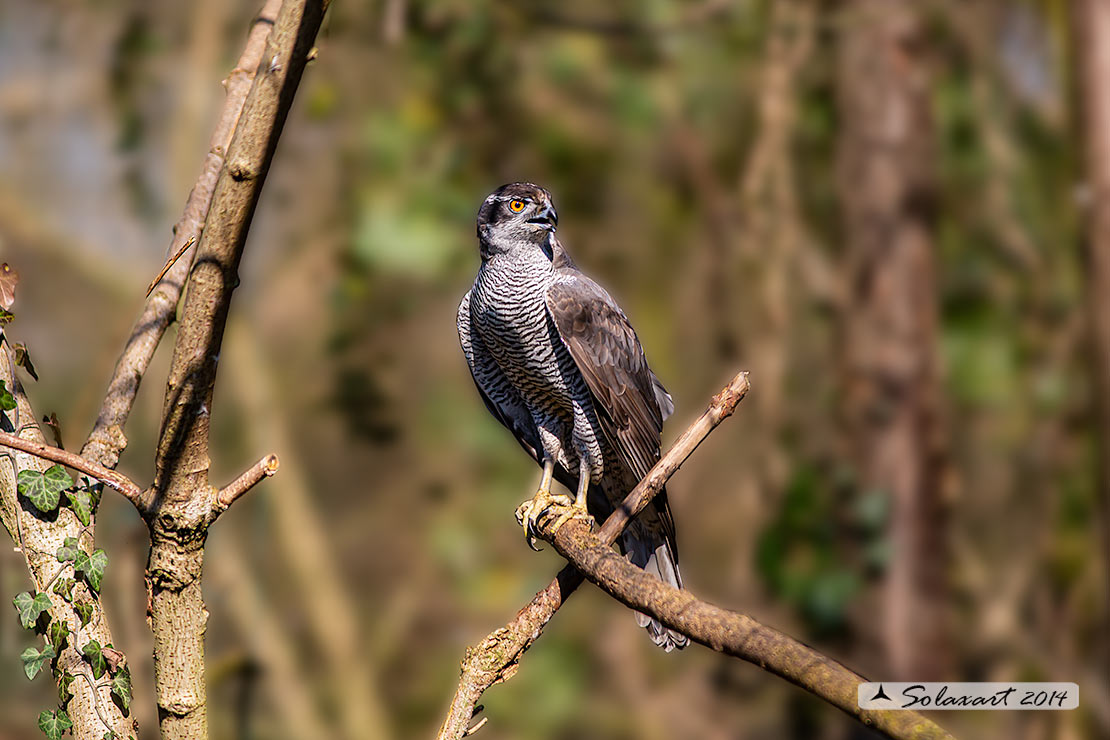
[80, 0, 283, 474]
[437, 371, 749, 740]
[0, 430, 143, 504]
[216, 453, 279, 509]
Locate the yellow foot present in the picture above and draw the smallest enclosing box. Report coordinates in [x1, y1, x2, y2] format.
[514, 489, 591, 551]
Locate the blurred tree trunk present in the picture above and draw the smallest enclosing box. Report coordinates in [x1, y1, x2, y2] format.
[835, 0, 951, 680]
[1072, 0, 1110, 673]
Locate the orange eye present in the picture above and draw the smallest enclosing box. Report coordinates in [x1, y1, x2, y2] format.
[509, 199, 526, 213]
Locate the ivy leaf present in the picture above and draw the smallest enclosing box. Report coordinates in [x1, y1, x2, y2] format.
[0, 379, 15, 411]
[110, 666, 132, 713]
[13, 591, 51, 630]
[13, 342, 38, 381]
[56, 537, 79, 563]
[83, 640, 107, 679]
[48, 620, 70, 654]
[75, 549, 108, 593]
[18, 465, 72, 513]
[65, 489, 93, 527]
[58, 671, 75, 705]
[74, 602, 94, 627]
[20, 643, 56, 680]
[52, 578, 75, 602]
[37, 709, 72, 740]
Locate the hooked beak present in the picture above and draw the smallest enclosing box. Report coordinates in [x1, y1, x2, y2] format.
[527, 204, 558, 232]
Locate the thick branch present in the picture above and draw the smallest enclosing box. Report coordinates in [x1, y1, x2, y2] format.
[437, 371, 749, 740]
[0, 430, 143, 504]
[216, 453, 279, 509]
[545, 520, 955, 740]
[151, 0, 324, 503]
[144, 3, 328, 740]
[80, 0, 283, 474]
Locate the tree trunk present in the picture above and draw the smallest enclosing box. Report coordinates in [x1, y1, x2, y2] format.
[836, 0, 951, 681]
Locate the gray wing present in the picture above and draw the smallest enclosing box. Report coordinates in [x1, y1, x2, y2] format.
[543, 266, 678, 551]
[457, 290, 543, 463]
[550, 237, 673, 423]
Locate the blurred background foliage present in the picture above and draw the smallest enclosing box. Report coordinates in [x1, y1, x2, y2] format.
[0, 0, 1105, 738]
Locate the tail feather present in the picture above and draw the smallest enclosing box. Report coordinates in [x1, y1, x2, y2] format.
[625, 533, 689, 652]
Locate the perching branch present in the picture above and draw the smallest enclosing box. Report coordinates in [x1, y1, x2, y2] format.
[437, 372, 750, 740]
[542, 523, 954, 740]
[0, 430, 143, 504]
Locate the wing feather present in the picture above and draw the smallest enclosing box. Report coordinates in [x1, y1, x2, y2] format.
[544, 266, 679, 555]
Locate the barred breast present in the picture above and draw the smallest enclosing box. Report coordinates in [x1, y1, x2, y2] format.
[468, 251, 606, 480]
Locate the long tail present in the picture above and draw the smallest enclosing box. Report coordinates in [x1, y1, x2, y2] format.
[625, 529, 689, 652]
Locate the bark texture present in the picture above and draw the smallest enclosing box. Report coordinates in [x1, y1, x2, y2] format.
[836, 0, 951, 681]
[145, 2, 327, 738]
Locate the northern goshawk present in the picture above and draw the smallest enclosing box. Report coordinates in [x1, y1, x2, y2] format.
[457, 182, 687, 651]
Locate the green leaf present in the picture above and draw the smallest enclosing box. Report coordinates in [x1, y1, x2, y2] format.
[18, 465, 72, 513]
[13, 342, 39, 381]
[48, 620, 70, 653]
[0, 309, 13, 325]
[74, 602, 94, 627]
[75, 549, 108, 593]
[38, 709, 72, 740]
[20, 643, 56, 679]
[56, 537, 79, 563]
[82, 640, 107, 679]
[110, 666, 132, 713]
[58, 671, 75, 705]
[52, 578, 75, 602]
[65, 489, 92, 526]
[13, 591, 51, 629]
[0, 379, 15, 410]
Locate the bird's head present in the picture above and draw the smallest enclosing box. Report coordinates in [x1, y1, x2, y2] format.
[476, 182, 559, 259]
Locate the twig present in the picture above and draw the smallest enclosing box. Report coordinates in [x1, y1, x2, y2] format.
[462, 716, 488, 736]
[437, 371, 749, 740]
[216, 454, 279, 509]
[0, 430, 143, 504]
[145, 235, 197, 297]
